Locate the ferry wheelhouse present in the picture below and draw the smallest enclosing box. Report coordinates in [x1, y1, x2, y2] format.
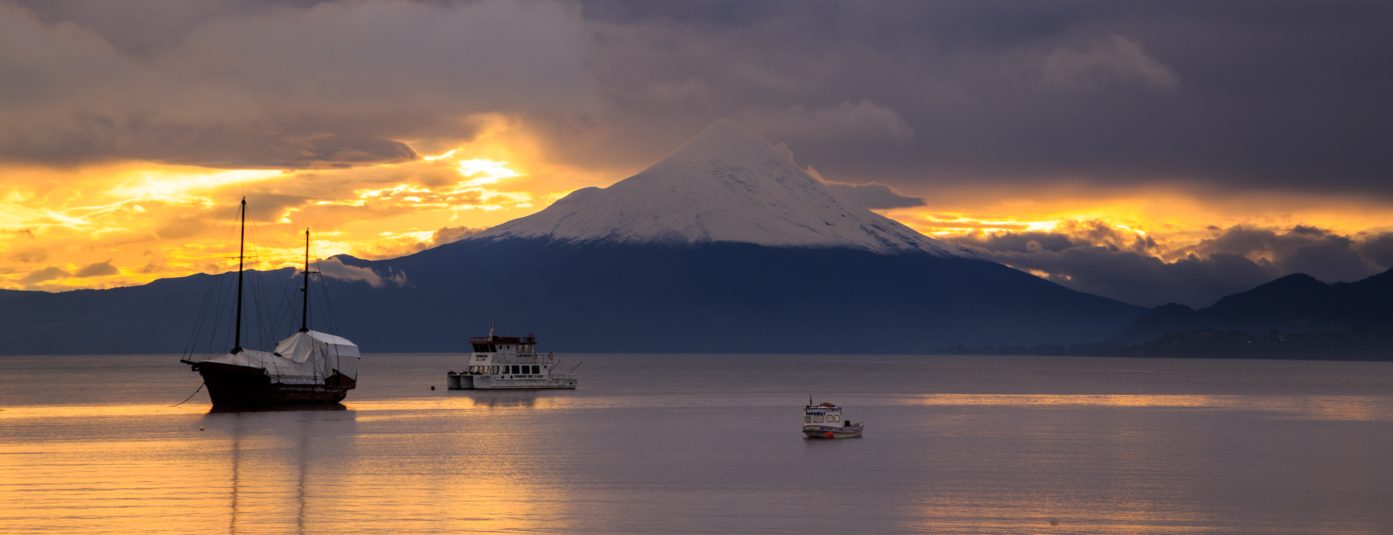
[803, 400, 864, 439]
[446, 331, 577, 390]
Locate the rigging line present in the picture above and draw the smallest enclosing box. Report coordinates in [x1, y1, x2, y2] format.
[182, 272, 223, 358]
[242, 213, 263, 348]
[254, 274, 270, 350]
[189, 232, 237, 356]
[265, 242, 297, 337]
[171, 382, 205, 407]
[266, 270, 294, 341]
[316, 259, 342, 335]
[247, 227, 262, 348]
[248, 226, 275, 350]
[312, 272, 331, 332]
[203, 201, 242, 354]
[205, 271, 230, 354]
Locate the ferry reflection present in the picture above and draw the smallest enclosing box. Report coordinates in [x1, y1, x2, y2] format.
[455, 391, 542, 408]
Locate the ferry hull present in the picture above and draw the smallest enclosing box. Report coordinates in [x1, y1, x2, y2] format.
[184, 361, 354, 411]
[803, 425, 864, 439]
[446, 372, 576, 390]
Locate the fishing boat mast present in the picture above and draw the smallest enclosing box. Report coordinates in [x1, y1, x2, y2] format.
[232, 197, 246, 354]
[300, 228, 310, 333]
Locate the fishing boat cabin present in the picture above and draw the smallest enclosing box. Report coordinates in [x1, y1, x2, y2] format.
[803, 400, 864, 439]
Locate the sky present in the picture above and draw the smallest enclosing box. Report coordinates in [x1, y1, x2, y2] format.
[2, 0, 1393, 308]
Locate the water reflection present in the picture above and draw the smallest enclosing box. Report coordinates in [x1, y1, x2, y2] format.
[452, 391, 541, 408]
[900, 393, 1393, 421]
[6, 354, 1393, 533]
[199, 410, 359, 534]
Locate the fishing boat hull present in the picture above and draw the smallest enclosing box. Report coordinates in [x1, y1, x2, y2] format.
[803, 424, 864, 439]
[183, 360, 354, 411]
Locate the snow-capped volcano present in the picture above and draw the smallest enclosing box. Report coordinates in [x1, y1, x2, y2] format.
[474, 120, 965, 256]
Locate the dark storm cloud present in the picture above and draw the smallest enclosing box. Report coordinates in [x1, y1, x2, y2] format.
[0, 0, 598, 168]
[568, 0, 1393, 197]
[953, 223, 1393, 307]
[4, 0, 1392, 195]
[1356, 234, 1393, 267]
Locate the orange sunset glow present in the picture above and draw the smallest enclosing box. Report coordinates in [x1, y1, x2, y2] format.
[3, 0, 1392, 310]
[8, 2, 1393, 534]
[7, 143, 1393, 304]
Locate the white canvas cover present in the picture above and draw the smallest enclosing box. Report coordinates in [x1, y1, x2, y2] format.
[203, 330, 360, 384]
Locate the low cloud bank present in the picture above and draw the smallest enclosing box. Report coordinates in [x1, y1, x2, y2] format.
[951, 222, 1393, 307]
[317, 257, 407, 289]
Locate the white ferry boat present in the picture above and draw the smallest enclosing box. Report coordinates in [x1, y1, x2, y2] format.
[446, 330, 577, 390]
[803, 399, 864, 439]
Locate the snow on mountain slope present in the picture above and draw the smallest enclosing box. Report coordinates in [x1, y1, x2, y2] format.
[474, 119, 968, 256]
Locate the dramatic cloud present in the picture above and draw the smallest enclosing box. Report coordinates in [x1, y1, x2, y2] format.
[5, 0, 1393, 193]
[4, 0, 1393, 305]
[953, 222, 1393, 307]
[1, 0, 599, 167]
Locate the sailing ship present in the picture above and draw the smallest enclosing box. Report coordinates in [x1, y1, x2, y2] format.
[181, 198, 361, 410]
[446, 327, 578, 390]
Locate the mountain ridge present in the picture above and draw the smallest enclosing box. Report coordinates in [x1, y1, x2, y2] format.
[0, 119, 1153, 355]
[1115, 267, 1393, 348]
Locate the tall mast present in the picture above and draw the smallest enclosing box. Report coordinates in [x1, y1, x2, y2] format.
[300, 227, 310, 333]
[232, 197, 246, 354]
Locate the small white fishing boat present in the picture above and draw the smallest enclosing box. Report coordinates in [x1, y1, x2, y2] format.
[803, 399, 863, 439]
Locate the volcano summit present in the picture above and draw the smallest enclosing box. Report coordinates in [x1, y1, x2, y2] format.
[477, 120, 964, 256]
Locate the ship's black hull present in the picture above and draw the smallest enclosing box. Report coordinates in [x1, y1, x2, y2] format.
[183, 360, 355, 411]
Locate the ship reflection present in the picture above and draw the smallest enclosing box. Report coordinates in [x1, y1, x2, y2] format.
[202, 409, 358, 534]
[208, 403, 347, 414]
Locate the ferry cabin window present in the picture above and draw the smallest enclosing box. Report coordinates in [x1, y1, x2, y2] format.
[813, 415, 825, 423]
[804, 416, 812, 423]
[530, 365, 539, 374]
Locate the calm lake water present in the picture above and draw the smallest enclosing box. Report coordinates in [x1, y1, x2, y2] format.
[3, 353, 1393, 533]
